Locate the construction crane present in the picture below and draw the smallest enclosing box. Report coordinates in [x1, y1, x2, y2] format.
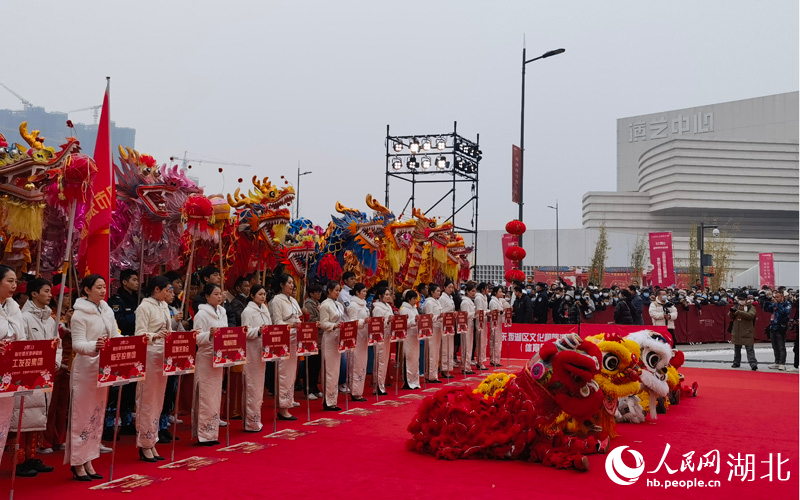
[0, 83, 34, 109]
[169, 151, 251, 169]
[68, 105, 102, 124]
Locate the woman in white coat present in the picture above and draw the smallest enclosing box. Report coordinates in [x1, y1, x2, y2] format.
[66, 274, 121, 481]
[319, 281, 344, 411]
[0, 266, 26, 473]
[134, 276, 171, 462]
[240, 284, 271, 431]
[473, 283, 489, 370]
[399, 290, 421, 390]
[371, 287, 394, 395]
[422, 284, 443, 383]
[267, 274, 301, 420]
[346, 283, 369, 402]
[488, 286, 506, 367]
[438, 281, 456, 378]
[459, 283, 477, 375]
[14, 278, 59, 477]
[192, 283, 229, 446]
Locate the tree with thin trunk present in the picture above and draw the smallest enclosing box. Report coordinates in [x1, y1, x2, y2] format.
[589, 223, 610, 286]
[630, 234, 648, 284]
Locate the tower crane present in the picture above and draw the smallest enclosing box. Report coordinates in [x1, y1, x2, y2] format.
[0, 83, 34, 109]
[68, 105, 102, 124]
[169, 151, 251, 169]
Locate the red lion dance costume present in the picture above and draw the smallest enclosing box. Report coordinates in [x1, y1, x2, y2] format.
[407, 334, 607, 471]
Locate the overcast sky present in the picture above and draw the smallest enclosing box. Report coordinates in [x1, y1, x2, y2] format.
[1, 0, 797, 233]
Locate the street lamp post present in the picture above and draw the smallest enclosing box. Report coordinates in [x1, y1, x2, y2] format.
[547, 200, 559, 272]
[296, 167, 312, 219]
[518, 46, 565, 264]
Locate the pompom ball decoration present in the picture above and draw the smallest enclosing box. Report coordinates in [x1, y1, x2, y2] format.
[505, 269, 526, 283]
[209, 195, 232, 229]
[182, 194, 214, 240]
[505, 245, 526, 261]
[505, 220, 526, 235]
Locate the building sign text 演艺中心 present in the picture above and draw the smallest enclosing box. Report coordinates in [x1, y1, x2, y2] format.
[628, 112, 714, 143]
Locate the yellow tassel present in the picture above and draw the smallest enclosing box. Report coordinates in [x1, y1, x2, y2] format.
[1, 200, 43, 240]
[272, 224, 288, 243]
[433, 245, 447, 264]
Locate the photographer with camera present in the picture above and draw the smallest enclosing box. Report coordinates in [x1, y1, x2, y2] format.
[729, 292, 758, 370]
[763, 289, 792, 371]
[649, 289, 678, 346]
[578, 289, 595, 322]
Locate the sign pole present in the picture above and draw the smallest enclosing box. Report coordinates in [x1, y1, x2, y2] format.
[225, 366, 231, 447]
[373, 343, 380, 403]
[344, 349, 350, 411]
[395, 340, 402, 396]
[461, 329, 468, 380]
[321, 338, 327, 408]
[170, 374, 182, 462]
[273, 360, 279, 432]
[9, 394, 26, 500]
[422, 339, 428, 390]
[305, 350, 311, 422]
[109, 382, 124, 481]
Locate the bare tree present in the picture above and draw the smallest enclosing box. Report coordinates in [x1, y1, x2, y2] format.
[589, 223, 610, 286]
[706, 223, 738, 289]
[630, 234, 648, 284]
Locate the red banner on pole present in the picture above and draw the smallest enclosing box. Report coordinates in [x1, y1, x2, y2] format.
[417, 314, 432, 339]
[502, 234, 517, 279]
[649, 232, 675, 287]
[297, 322, 319, 355]
[213, 327, 247, 367]
[442, 312, 456, 336]
[339, 321, 358, 352]
[262, 325, 290, 361]
[390, 315, 407, 342]
[163, 331, 196, 375]
[759, 253, 775, 289]
[511, 145, 522, 204]
[0, 339, 58, 397]
[367, 317, 384, 345]
[98, 336, 148, 387]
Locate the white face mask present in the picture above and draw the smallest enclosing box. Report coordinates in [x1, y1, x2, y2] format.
[738, 300, 746, 305]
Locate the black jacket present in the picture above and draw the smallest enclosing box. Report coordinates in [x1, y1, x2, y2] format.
[557, 299, 581, 325]
[614, 300, 633, 325]
[549, 296, 564, 324]
[230, 294, 248, 327]
[108, 288, 138, 336]
[512, 294, 532, 324]
[630, 293, 644, 325]
[532, 290, 549, 323]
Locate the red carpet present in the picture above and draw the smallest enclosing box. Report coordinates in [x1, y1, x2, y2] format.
[2, 365, 798, 499]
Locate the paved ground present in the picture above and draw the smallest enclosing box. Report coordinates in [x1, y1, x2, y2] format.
[679, 341, 799, 373]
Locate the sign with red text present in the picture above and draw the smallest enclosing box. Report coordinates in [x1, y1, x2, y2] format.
[163, 331, 196, 375]
[367, 317, 384, 345]
[213, 327, 247, 367]
[649, 232, 676, 287]
[338, 321, 358, 352]
[511, 144, 522, 204]
[456, 311, 469, 333]
[491, 309, 500, 326]
[477, 309, 485, 324]
[500, 324, 579, 358]
[504, 308, 513, 326]
[98, 336, 148, 387]
[296, 322, 319, 356]
[759, 253, 775, 289]
[262, 325, 290, 361]
[0, 339, 58, 397]
[442, 312, 456, 336]
[390, 315, 407, 342]
[417, 314, 432, 339]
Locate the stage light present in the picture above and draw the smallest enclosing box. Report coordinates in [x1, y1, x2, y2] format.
[422, 137, 431, 151]
[436, 137, 446, 150]
[410, 138, 420, 154]
[393, 142, 403, 152]
[407, 156, 419, 170]
[436, 156, 449, 170]
[421, 156, 432, 169]
[392, 158, 403, 170]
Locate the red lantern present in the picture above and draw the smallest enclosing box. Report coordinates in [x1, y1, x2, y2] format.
[505, 220, 526, 235]
[505, 245, 527, 261]
[505, 269, 526, 283]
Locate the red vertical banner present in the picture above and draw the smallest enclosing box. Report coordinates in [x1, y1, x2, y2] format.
[649, 232, 675, 287]
[367, 317, 384, 345]
[511, 145, 522, 204]
[501, 234, 517, 280]
[759, 253, 775, 289]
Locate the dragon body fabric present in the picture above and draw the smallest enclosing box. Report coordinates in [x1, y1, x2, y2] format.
[407, 334, 607, 471]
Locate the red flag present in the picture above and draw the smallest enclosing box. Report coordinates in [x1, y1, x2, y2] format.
[77, 79, 115, 294]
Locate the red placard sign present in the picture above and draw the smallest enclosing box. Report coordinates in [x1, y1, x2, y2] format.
[164, 331, 197, 375]
[477, 309, 485, 324]
[442, 312, 456, 336]
[367, 317, 384, 345]
[456, 311, 469, 333]
[649, 232, 676, 287]
[213, 327, 247, 367]
[491, 309, 500, 325]
[0, 339, 58, 397]
[504, 308, 513, 326]
[339, 321, 358, 352]
[417, 314, 433, 339]
[390, 315, 407, 342]
[759, 253, 775, 289]
[262, 325, 290, 361]
[98, 336, 148, 387]
[297, 322, 319, 356]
